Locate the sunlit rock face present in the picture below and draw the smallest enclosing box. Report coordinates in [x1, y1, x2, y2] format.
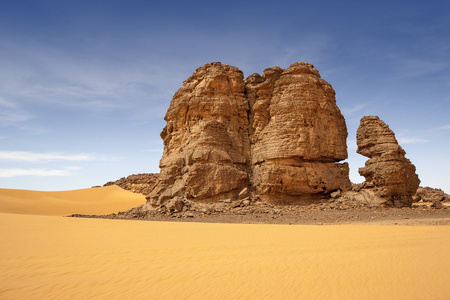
[245, 62, 350, 203]
[356, 116, 420, 207]
[147, 62, 250, 206]
[147, 62, 351, 207]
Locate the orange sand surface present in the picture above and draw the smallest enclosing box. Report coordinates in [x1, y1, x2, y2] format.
[0, 213, 449, 299]
[1, 187, 450, 299]
[0, 186, 146, 216]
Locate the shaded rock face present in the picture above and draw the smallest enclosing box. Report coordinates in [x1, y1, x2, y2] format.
[104, 173, 159, 195]
[147, 62, 350, 207]
[356, 116, 420, 207]
[414, 187, 450, 204]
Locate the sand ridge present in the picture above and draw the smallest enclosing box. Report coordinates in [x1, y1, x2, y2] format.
[0, 185, 146, 216]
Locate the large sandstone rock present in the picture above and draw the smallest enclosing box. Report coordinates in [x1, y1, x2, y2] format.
[246, 62, 350, 203]
[147, 63, 250, 206]
[147, 62, 351, 208]
[356, 116, 420, 207]
[414, 187, 450, 204]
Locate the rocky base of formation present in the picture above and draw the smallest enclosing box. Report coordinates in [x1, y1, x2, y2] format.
[84, 183, 449, 225]
[339, 184, 449, 208]
[70, 186, 450, 225]
[103, 173, 158, 195]
[102, 172, 449, 212]
[413, 187, 450, 209]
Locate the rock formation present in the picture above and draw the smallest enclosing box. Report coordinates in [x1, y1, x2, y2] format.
[245, 62, 350, 203]
[413, 187, 450, 208]
[356, 116, 420, 207]
[415, 187, 450, 203]
[146, 62, 351, 209]
[147, 63, 251, 207]
[104, 173, 159, 195]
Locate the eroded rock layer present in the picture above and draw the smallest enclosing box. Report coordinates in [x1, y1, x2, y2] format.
[246, 62, 350, 203]
[103, 173, 158, 195]
[147, 63, 250, 206]
[356, 116, 420, 207]
[147, 62, 350, 207]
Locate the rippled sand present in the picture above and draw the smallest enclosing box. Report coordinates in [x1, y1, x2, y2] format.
[1, 187, 450, 299]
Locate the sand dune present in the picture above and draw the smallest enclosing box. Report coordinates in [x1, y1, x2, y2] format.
[0, 213, 449, 299]
[1, 187, 450, 299]
[0, 185, 146, 216]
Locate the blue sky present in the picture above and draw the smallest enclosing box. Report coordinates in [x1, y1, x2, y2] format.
[1, 0, 449, 193]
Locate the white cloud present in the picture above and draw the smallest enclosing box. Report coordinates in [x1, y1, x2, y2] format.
[0, 96, 32, 126]
[0, 110, 32, 126]
[144, 149, 163, 153]
[425, 124, 450, 137]
[268, 34, 336, 69]
[0, 39, 177, 119]
[0, 168, 74, 178]
[0, 96, 18, 109]
[341, 103, 371, 116]
[395, 58, 449, 79]
[0, 151, 119, 163]
[397, 137, 429, 144]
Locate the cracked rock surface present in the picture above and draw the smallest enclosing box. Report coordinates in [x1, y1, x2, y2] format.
[146, 62, 350, 209]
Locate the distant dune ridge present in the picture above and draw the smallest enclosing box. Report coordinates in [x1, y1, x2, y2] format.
[0, 185, 146, 216]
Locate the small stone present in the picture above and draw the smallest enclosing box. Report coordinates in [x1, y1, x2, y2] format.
[238, 187, 250, 200]
[165, 198, 184, 213]
[330, 190, 341, 199]
[231, 201, 241, 208]
[432, 201, 444, 209]
[184, 212, 194, 218]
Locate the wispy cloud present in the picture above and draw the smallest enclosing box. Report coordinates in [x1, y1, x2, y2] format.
[0, 168, 78, 178]
[0, 39, 178, 119]
[0, 151, 119, 163]
[144, 149, 163, 153]
[426, 124, 450, 137]
[269, 34, 337, 68]
[0, 96, 18, 109]
[0, 96, 32, 126]
[0, 110, 32, 126]
[395, 58, 449, 79]
[397, 137, 429, 144]
[341, 102, 371, 116]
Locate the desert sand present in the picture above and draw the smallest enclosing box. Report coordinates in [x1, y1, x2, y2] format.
[0, 185, 146, 216]
[1, 187, 450, 299]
